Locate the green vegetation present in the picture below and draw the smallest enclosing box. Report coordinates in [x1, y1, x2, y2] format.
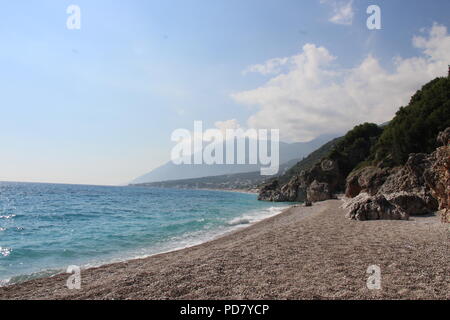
[275, 76, 450, 187]
[371, 77, 450, 165]
[258, 75, 450, 201]
[266, 123, 384, 186]
[327, 123, 383, 176]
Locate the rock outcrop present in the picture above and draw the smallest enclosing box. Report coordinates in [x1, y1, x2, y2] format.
[424, 127, 450, 222]
[257, 180, 287, 202]
[345, 166, 390, 197]
[344, 127, 450, 221]
[344, 193, 408, 221]
[378, 154, 439, 215]
[384, 191, 436, 216]
[260, 123, 449, 223]
[307, 180, 332, 202]
[258, 158, 344, 203]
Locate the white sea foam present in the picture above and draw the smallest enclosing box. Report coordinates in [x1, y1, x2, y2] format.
[0, 214, 16, 219]
[227, 217, 251, 226]
[227, 206, 289, 227]
[0, 247, 11, 257]
[1, 268, 64, 287]
[0, 278, 11, 287]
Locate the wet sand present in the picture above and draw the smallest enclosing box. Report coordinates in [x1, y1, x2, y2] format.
[0, 199, 448, 300]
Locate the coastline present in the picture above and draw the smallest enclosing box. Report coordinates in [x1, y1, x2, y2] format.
[0, 191, 286, 288]
[0, 199, 448, 300]
[132, 186, 260, 195]
[195, 188, 259, 194]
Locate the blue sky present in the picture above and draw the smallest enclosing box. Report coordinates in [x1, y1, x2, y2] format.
[1, 0, 449, 185]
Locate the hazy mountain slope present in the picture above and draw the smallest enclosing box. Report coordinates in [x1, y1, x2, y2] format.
[276, 137, 343, 184]
[131, 134, 338, 184]
[131, 158, 299, 190]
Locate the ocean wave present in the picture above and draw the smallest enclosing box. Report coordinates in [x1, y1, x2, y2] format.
[227, 217, 251, 226]
[0, 214, 16, 219]
[226, 206, 289, 227]
[1, 268, 64, 287]
[0, 227, 24, 233]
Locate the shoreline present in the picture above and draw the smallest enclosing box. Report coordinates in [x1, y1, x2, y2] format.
[0, 199, 448, 300]
[0, 202, 306, 295]
[195, 188, 260, 195]
[131, 185, 260, 195]
[0, 197, 288, 288]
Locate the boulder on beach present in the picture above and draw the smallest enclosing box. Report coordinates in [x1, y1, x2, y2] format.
[343, 193, 408, 221]
[307, 180, 331, 202]
[345, 166, 390, 198]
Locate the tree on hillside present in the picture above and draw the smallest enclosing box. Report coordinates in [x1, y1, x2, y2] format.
[327, 123, 383, 176]
[372, 77, 450, 165]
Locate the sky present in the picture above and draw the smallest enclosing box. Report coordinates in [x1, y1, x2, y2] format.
[0, 0, 449, 185]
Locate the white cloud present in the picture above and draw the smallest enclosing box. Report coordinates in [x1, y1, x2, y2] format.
[321, 0, 354, 25]
[243, 57, 290, 75]
[232, 24, 450, 142]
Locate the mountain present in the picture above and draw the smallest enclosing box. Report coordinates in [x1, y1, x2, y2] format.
[130, 158, 299, 191]
[130, 134, 338, 184]
[276, 137, 343, 184]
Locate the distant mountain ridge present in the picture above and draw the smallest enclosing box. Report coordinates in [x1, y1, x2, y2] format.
[131, 158, 299, 190]
[131, 134, 339, 184]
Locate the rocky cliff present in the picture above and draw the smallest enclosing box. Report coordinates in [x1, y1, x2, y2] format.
[428, 128, 450, 222]
[344, 127, 449, 221]
[258, 123, 383, 204]
[259, 76, 449, 223]
[258, 158, 343, 203]
[260, 127, 449, 222]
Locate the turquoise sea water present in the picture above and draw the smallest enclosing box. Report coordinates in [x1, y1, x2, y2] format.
[0, 182, 290, 285]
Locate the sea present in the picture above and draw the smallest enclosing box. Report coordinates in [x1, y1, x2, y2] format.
[0, 182, 290, 286]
